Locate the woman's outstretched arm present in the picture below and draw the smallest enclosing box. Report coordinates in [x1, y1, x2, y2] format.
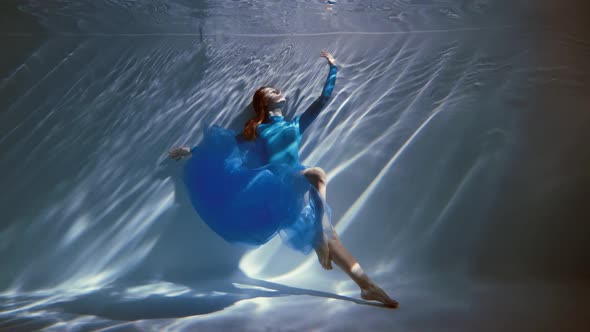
[169, 147, 191, 161]
[299, 50, 338, 134]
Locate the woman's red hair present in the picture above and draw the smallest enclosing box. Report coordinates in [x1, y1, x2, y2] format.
[243, 86, 269, 141]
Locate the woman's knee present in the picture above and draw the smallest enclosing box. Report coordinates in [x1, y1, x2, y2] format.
[304, 167, 327, 187]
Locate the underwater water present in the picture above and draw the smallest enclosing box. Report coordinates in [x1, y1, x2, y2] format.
[1, 0, 589, 331]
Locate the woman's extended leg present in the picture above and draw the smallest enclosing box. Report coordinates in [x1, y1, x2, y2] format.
[302, 167, 399, 308]
[302, 167, 333, 270]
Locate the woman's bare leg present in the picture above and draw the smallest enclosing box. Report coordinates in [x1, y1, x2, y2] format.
[303, 167, 333, 270]
[328, 231, 398, 307]
[302, 168, 399, 308]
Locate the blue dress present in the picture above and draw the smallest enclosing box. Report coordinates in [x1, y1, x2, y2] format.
[183, 64, 338, 254]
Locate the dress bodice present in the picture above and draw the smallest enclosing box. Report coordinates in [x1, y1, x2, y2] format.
[256, 114, 303, 167]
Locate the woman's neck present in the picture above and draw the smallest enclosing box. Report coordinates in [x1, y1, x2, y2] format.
[268, 108, 283, 117]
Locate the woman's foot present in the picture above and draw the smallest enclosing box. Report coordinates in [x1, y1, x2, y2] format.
[361, 284, 399, 308]
[314, 236, 333, 270]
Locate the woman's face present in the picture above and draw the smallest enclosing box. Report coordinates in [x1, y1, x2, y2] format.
[263, 87, 286, 109]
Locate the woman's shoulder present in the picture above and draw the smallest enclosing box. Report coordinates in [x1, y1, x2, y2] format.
[256, 122, 270, 135]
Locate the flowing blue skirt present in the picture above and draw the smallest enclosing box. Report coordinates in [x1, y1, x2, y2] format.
[183, 125, 332, 254]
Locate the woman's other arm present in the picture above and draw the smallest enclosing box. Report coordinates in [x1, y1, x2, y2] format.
[299, 50, 338, 134]
[168, 147, 191, 161]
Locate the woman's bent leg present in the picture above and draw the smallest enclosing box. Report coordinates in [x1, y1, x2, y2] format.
[327, 231, 398, 307]
[303, 168, 332, 269]
[302, 167, 398, 308]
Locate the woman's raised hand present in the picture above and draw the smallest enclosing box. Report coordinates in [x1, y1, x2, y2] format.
[320, 50, 336, 66]
[168, 147, 191, 161]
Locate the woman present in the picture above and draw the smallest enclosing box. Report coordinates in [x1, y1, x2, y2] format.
[169, 50, 398, 308]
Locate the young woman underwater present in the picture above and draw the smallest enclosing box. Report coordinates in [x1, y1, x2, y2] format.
[169, 50, 398, 308]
